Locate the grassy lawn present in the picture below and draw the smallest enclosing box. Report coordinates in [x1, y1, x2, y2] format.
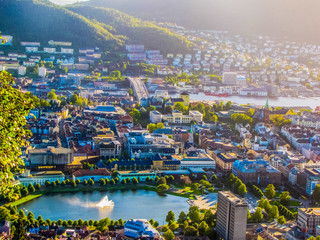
[271, 200, 302, 207]
[10, 194, 42, 207]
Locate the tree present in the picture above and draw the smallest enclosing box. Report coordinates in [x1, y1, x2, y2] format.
[27, 212, 34, 221]
[147, 123, 157, 133]
[129, 108, 141, 123]
[238, 183, 247, 197]
[78, 219, 84, 226]
[35, 183, 41, 190]
[45, 181, 51, 187]
[99, 178, 106, 186]
[121, 179, 127, 184]
[0, 207, 10, 221]
[268, 205, 279, 220]
[157, 184, 169, 193]
[198, 221, 209, 236]
[132, 177, 139, 184]
[280, 191, 291, 206]
[47, 89, 57, 100]
[163, 229, 175, 240]
[178, 211, 187, 224]
[27, 184, 35, 193]
[252, 207, 263, 223]
[158, 177, 167, 185]
[88, 179, 94, 186]
[83, 179, 88, 185]
[264, 184, 276, 199]
[188, 206, 201, 223]
[70, 92, 79, 105]
[246, 108, 255, 117]
[174, 102, 188, 114]
[278, 215, 286, 225]
[270, 115, 292, 128]
[12, 218, 27, 240]
[185, 226, 198, 236]
[51, 181, 56, 187]
[166, 210, 175, 223]
[57, 219, 63, 226]
[75, 179, 80, 184]
[313, 185, 320, 203]
[0, 71, 34, 197]
[110, 179, 115, 185]
[128, 88, 133, 96]
[21, 186, 29, 196]
[71, 180, 77, 188]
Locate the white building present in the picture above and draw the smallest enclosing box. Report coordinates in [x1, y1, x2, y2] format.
[38, 66, 47, 77]
[61, 48, 74, 54]
[222, 72, 237, 84]
[150, 110, 203, 124]
[44, 47, 56, 53]
[18, 170, 65, 187]
[18, 65, 26, 76]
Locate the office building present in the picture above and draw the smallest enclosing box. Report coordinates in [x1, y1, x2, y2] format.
[216, 191, 248, 240]
[297, 208, 320, 233]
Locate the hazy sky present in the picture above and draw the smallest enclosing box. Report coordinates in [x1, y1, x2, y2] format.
[49, 0, 87, 5]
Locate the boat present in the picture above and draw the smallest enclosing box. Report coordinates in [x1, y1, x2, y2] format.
[96, 196, 114, 208]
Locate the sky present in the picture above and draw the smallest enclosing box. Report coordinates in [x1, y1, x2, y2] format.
[49, 0, 87, 5]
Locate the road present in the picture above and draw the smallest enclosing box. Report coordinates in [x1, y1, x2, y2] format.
[128, 77, 149, 103]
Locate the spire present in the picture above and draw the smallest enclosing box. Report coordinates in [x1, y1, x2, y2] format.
[265, 99, 270, 110]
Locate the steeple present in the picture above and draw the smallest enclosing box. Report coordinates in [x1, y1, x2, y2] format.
[265, 99, 270, 110]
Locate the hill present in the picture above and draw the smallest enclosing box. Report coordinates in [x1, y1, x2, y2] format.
[85, 0, 320, 43]
[0, 0, 123, 49]
[0, 0, 192, 53]
[67, 5, 193, 53]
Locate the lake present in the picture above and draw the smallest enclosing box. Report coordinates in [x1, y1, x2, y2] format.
[170, 93, 320, 108]
[18, 189, 190, 224]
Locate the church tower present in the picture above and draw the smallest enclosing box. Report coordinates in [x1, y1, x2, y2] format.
[263, 99, 270, 122]
[189, 127, 194, 144]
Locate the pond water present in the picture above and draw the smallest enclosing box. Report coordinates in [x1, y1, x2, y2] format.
[18, 189, 190, 224]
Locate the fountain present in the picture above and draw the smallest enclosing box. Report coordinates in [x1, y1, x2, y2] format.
[96, 196, 114, 208]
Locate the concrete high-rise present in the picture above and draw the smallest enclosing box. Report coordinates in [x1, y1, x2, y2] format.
[216, 191, 248, 240]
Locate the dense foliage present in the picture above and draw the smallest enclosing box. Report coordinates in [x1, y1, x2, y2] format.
[0, 71, 34, 199]
[67, 5, 193, 53]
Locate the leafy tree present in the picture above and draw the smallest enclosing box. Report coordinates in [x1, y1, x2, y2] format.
[188, 206, 201, 223]
[280, 191, 291, 206]
[132, 177, 139, 184]
[110, 179, 115, 185]
[246, 108, 255, 117]
[99, 178, 106, 186]
[178, 211, 188, 224]
[278, 215, 286, 225]
[47, 89, 57, 100]
[12, 218, 27, 240]
[51, 181, 56, 187]
[75, 179, 80, 184]
[27, 212, 34, 221]
[55, 179, 60, 185]
[88, 179, 94, 186]
[0, 71, 34, 197]
[174, 102, 188, 114]
[270, 115, 292, 128]
[231, 113, 253, 125]
[264, 184, 276, 199]
[0, 207, 10, 220]
[129, 108, 141, 123]
[19, 209, 26, 218]
[21, 186, 29, 196]
[78, 219, 84, 226]
[166, 210, 175, 223]
[185, 226, 198, 236]
[252, 207, 263, 223]
[268, 205, 279, 220]
[71, 180, 77, 188]
[57, 219, 63, 226]
[312, 185, 320, 202]
[158, 177, 167, 185]
[198, 221, 209, 236]
[163, 229, 175, 240]
[72, 220, 78, 227]
[45, 181, 51, 187]
[128, 88, 133, 96]
[28, 184, 35, 193]
[238, 183, 247, 197]
[121, 179, 127, 184]
[83, 179, 88, 185]
[157, 184, 169, 193]
[147, 123, 158, 133]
